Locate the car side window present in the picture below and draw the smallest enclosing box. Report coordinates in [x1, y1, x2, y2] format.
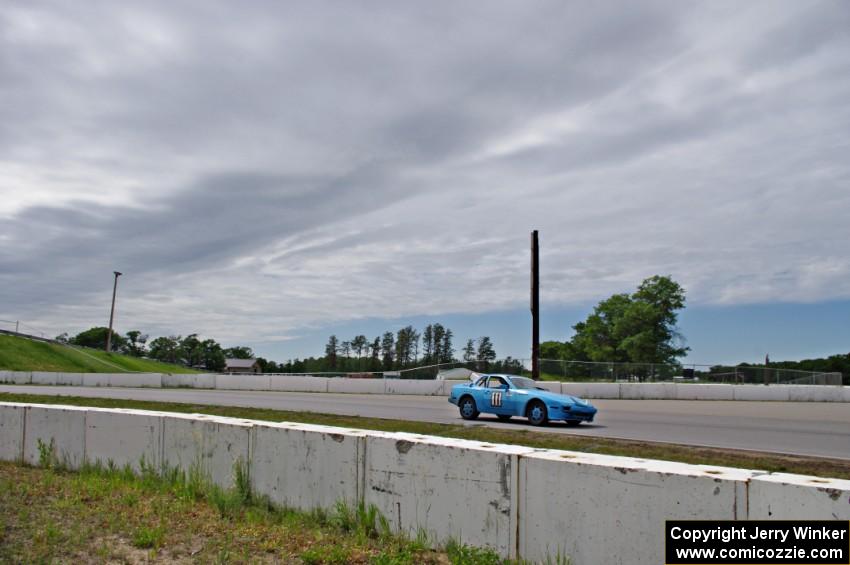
[488, 377, 507, 389]
[474, 376, 487, 387]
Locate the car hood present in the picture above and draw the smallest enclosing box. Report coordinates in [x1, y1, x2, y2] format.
[525, 389, 593, 406]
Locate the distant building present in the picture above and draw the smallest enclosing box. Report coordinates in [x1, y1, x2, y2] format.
[224, 358, 261, 374]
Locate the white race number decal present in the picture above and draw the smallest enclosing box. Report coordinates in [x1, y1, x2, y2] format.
[491, 392, 502, 407]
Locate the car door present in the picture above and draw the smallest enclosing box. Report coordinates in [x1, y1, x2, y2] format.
[485, 376, 511, 415]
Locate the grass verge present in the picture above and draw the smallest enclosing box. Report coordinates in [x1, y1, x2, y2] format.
[0, 457, 526, 564]
[0, 334, 198, 374]
[1, 391, 848, 480]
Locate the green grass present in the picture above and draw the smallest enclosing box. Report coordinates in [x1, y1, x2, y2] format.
[2, 390, 848, 481]
[0, 459, 512, 564]
[0, 334, 198, 373]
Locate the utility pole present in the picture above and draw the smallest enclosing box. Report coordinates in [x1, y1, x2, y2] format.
[106, 271, 122, 353]
[531, 230, 540, 380]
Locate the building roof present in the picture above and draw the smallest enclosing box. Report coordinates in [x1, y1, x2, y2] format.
[225, 358, 258, 368]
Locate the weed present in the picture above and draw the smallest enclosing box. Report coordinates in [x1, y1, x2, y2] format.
[36, 438, 56, 469]
[445, 538, 503, 565]
[132, 524, 165, 549]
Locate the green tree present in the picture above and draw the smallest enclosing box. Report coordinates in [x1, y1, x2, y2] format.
[123, 330, 148, 357]
[324, 335, 339, 369]
[439, 328, 454, 363]
[380, 332, 395, 370]
[148, 336, 181, 364]
[70, 327, 126, 351]
[199, 338, 226, 371]
[570, 275, 688, 365]
[462, 339, 476, 362]
[224, 346, 254, 359]
[476, 336, 496, 369]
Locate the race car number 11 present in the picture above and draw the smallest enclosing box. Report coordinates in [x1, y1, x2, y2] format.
[491, 392, 502, 407]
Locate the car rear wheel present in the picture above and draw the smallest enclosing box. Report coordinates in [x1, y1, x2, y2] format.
[496, 414, 512, 421]
[459, 396, 479, 420]
[526, 400, 548, 426]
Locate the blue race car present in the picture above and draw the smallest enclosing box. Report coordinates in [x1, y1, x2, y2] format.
[448, 373, 597, 426]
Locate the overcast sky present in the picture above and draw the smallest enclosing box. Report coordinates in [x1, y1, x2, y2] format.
[2, 1, 849, 362]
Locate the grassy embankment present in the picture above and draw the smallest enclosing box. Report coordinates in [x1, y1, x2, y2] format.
[1, 391, 847, 481]
[0, 334, 198, 374]
[0, 458, 516, 564]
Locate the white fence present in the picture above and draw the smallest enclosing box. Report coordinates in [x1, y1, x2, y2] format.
[2, 370, 850, 401]
[0, 402, 847, 563]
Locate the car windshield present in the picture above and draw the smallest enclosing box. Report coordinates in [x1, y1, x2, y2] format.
[508, 376, 538, 390]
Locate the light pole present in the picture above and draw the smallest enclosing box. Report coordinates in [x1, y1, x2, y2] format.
[106, 271, 122, 352]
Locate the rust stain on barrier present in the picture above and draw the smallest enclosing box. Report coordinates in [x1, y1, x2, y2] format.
[499, 460, 510, 497]
[328, 433, 345, 443]
[817, 487, 842, 501]
[395, 440, 414, 454]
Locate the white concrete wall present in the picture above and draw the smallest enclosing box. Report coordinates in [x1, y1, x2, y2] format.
[161, 413, 253, 489]
[214, 374, 271, 391]
[364, 431, 534, 557]
[1, 401, 849, 562]
[385, 379, 445, 395]
[31, 371, 58, 386]
[1, 370, 847, 401]
[328, 378, 386, 394]
[107, 373, 162, 388]
[733, 384, 791, 401]
[161, 373, 216, 388]
[561, 382, 621, 399]
[0, 371, 31, 384]
[252, 421, 366, 510]
[518, 451, 753, 565]
[56, 372, 84, 386]
[748, 473, 850, 520]
[0, 402, 25, 461]
[269, 375, 329, 393]
[23, 404, 88, 469]
[85, 408, 162, 471]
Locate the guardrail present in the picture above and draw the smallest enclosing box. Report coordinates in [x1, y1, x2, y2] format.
[1, 402, 847, 563]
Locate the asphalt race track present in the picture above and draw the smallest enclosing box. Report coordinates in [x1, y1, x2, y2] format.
[2, 385, 849, 460]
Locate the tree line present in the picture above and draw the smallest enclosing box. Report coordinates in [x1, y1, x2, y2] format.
[321, 323, 497, 373]
[56, 323, 500, 374]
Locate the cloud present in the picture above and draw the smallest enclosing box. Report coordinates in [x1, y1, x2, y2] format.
[1, 0, 849, 345]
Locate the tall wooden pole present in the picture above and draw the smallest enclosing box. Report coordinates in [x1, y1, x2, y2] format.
[106, 271, 122, 352]
[531, 230, 540, 380]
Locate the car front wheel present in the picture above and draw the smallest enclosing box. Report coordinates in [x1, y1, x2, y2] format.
[526, 400, 548, 426]
[459, 397, 479, 420]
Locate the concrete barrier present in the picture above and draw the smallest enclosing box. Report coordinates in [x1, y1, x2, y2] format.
[675, 383, 736, 400]
[0, 371, 31, 384]
[1, 370, 847, 401]
[328, 378, 386, 394]
[161, 413, 253, 489]
[733, 384, 791, 401]
[214, 374, 271, 391]
[518, 451, 754, 564]
[561, 382, 621, 399]
[252, 421, 366, 510]
[269, 375, 329, 393]
[1, 401, 849, 562]
[23, 404, 87, 469]
[86, 408, 162, 471]
[788, 385, 844, 402]
[385, 379, 445, 395]
[31, 371, 58, 386]
[748, 473, 850, 519]
[56, 372, 84, 386]
[620, 382, 678, 400]
[364, 431, 534, 557]
[0, 402, 25, 461]
[81, 373, 112, 387]
[108, 373, 162, 388]
[161, 373, 217, 388]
